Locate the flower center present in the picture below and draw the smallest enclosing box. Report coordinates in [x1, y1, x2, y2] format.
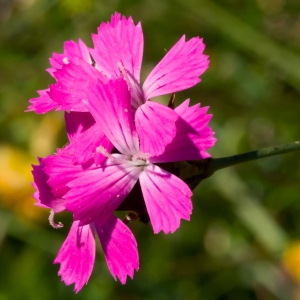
[96, 146, 149, 167]
[131, 152, 150, 166]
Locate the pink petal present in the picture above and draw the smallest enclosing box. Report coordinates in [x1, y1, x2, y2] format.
[48, 39, 92, 77]
[84, 78, 139, 155]
[175, 99, 216, 158]
[135, 101, 178, 156]
[143, 35, 209, 100]
[151, 99, 217, 163]
[54, 221, 95, 293]
[139, 164, 193, 234]
[27, 89, 58, 114]
[49, 60, 107, 112]
[31, 157, 65, 212]
[28, 40, 92, 113]
[63, 121, 113, 165]
[65, 159, 141, 226]
[43, 151, 87, 198]
[63, 111, 113, 164]
[64, 111, 95, 142]
[91, 12, 143, 84]
[95, 214, 139, 284]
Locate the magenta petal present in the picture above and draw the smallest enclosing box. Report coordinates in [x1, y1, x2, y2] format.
[28, 40, 92, 113]
[95, 214, 139, 284]
[143, 35, 209, 100]
[31, 157, 65, 212]
[65, 111, 95, 142]
[54, 221, 95, 293]
[174, 99, 216, 159]
[65, 159, 141, 226]
[63, 111, 113, 164]
[43, 151, 87, 198]
[27, 89, 58, 114]
[63, 122, 113, 165]
[151, 99, 217, 163]
[91, 12, 143, 83]
[48, 39, 92, 76]
[49, 60, 107, 112]
[140, 164, 193, 234]
[84, 78, 139, 155]
[135, 101, 178, 156]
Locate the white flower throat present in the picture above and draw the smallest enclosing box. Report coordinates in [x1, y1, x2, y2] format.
[96, 146, 150, 167]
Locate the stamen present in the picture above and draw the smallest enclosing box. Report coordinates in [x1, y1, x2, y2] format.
[49, 210, 64, 229]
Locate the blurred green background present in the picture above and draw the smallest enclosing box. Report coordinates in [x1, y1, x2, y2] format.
[1, 0, 300, 299]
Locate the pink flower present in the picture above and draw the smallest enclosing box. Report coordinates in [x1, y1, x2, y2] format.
[28, 12, 215, 291]
[28, 12, 209, 113]
[45, 77, 215, 234]
[31, 113, 139, 292]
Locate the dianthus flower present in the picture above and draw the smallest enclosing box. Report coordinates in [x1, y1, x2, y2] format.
[44, 77, 215, 234]
[28, 11, 216, 292]
[32, 112, 139, 292]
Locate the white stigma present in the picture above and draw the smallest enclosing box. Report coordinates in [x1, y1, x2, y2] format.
[49, 210, 64, 229]
[96, 146, 128, 164]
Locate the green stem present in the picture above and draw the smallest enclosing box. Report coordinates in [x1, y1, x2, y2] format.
[209, 141, 300, 174]
[183, 141, 300, 190]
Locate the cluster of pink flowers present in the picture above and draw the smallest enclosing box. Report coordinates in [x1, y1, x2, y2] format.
[29, 12, 216, 292]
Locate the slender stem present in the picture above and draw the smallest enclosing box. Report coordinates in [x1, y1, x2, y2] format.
[184, 141, 300, 190]
[209, 141, 300, 174]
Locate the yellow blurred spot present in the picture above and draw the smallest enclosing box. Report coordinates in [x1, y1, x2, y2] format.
[0, 144, 47, 222]
[30, 113, 64, 157]
[283, 241, 300, 284]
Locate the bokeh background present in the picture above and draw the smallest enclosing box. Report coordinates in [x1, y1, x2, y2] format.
[1, 0, 300, 299]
